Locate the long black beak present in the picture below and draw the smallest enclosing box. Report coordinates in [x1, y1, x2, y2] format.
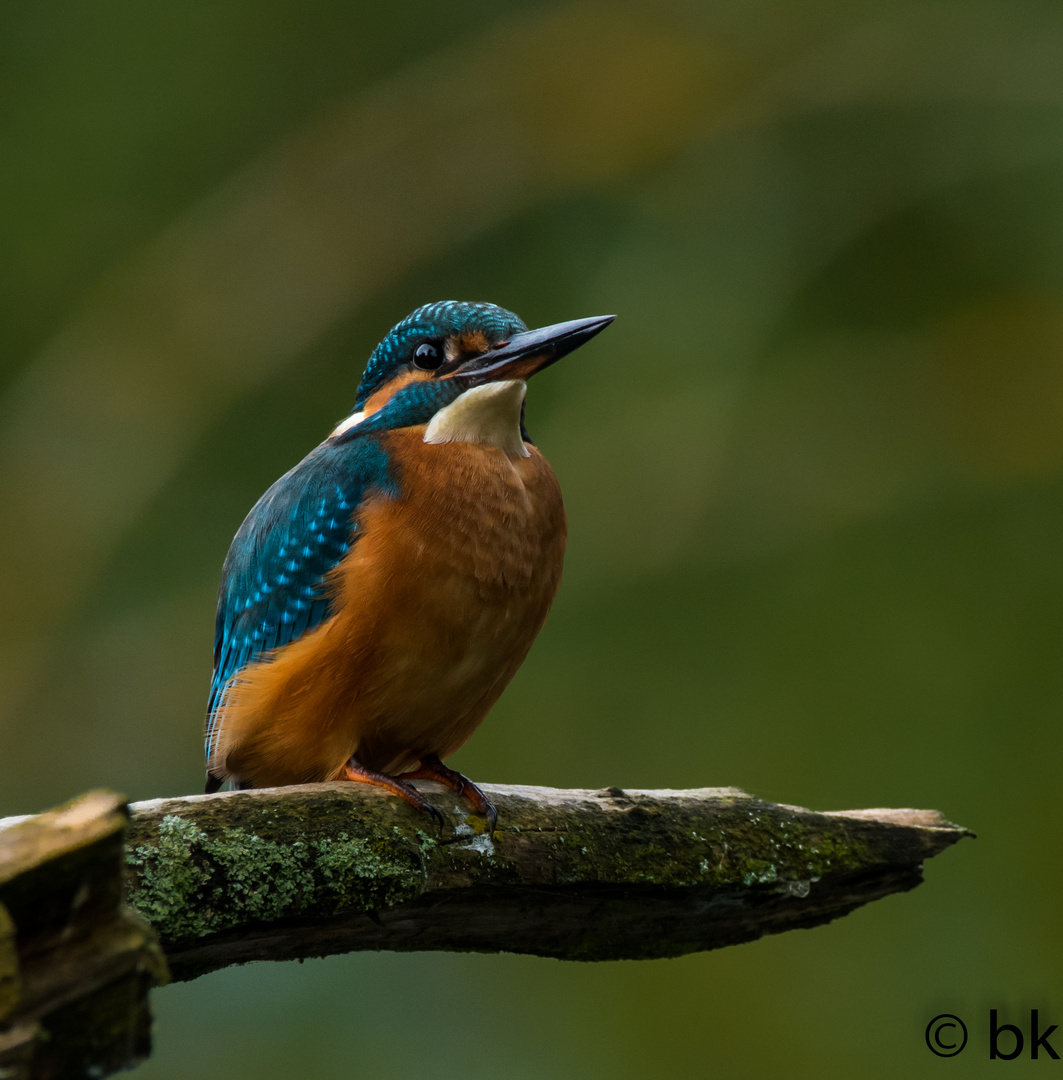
[439, 314, 616, 384]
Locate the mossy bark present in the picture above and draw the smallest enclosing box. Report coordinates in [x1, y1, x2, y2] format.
[123, 783, 970, 981]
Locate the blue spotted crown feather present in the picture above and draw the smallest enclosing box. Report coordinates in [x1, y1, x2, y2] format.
[353, 300, 526, 408]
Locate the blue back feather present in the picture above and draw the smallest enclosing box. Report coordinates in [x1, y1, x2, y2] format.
[206, 436, 397, 761]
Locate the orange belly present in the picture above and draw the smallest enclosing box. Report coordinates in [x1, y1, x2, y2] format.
[210, 428, 566, 786]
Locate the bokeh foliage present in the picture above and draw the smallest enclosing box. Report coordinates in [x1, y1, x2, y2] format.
[1, 0, 1061, 1076]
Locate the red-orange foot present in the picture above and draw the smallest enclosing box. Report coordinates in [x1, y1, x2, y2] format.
[401, 754, 498, 833]
[342, 757, 445, 831]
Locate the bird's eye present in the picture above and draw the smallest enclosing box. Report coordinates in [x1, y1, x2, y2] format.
[413, 342, 442, 370]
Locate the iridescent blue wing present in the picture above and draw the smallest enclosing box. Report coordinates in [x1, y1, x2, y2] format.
[205, 435, 396, 764]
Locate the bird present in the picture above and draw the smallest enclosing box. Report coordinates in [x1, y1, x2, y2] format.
[204, 300, 614, 829]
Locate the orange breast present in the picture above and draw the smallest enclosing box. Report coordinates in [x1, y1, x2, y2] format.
[212, 428, 566, 786]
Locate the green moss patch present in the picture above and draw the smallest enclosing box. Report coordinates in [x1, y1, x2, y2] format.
[125, 815, 425, 943]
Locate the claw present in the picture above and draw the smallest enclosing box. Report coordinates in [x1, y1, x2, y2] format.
[423, 799, 446, 833]
[342, 756, 446, 831]
[401, 754, 498, 832]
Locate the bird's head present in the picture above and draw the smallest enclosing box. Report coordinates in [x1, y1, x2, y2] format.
[331, 301, 614, 454]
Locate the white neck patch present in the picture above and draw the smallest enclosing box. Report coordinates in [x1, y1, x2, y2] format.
[330, 410, 366, 438]
[423, 380, 529, 458]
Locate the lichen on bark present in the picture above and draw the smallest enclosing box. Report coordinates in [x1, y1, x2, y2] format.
[126, 812, 427, 943]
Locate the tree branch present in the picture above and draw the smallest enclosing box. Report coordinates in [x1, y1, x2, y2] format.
[0, 783, 971, 1076]
[123, 782, 970, 982]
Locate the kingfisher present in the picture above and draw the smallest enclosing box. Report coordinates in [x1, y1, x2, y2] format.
[204, 300, 614, 829]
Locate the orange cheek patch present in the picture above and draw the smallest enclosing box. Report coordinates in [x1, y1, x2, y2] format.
[456, 330, 490, 355]
[362, 369, 433, 415]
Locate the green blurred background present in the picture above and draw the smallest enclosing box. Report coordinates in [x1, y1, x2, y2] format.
[2, 0, 1061, 1075]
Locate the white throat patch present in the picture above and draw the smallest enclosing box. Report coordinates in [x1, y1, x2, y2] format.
[423, 380, 529, 458]
[330, 410, 365, 438]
